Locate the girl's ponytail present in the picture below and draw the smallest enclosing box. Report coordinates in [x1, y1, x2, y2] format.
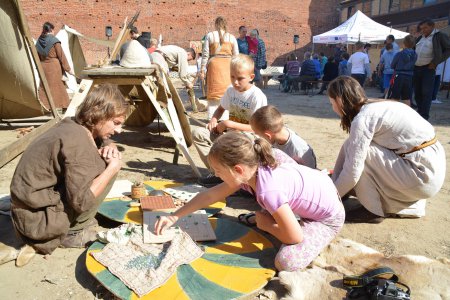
[208, 132, 277, 170]
[253, 138, 277, 169]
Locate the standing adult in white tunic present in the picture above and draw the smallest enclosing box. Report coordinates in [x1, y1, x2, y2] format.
[328, 76, 445, 219]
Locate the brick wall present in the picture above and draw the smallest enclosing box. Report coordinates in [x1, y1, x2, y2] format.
[21, 0, 341, 66]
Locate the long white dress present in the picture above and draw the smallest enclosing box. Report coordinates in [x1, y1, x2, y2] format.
[332, 101, 446, 217]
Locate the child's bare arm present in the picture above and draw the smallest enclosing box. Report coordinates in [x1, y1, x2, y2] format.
[216, 120, 253, 133]
[208, 106, 226, 132]
[154, 182, 239, 234]
[256, 204, 303, 244]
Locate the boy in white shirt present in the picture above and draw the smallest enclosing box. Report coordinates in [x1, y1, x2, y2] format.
[348, 41, 371, 87]
[193, 54, 267, 186]
[250, 105, 317, 169]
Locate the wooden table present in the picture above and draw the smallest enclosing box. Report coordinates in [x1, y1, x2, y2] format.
[65, 66, 201, 177]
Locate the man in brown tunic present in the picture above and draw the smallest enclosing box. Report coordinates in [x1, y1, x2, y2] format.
[36, 22, 73, 109]
[9, 84, 127, 267]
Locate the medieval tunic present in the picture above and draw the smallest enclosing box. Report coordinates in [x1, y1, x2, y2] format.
[36, 35, 71, 109]
[10, 118, 107, 254]
[201, 31, 239, 101]
[332, 101, 446, 217]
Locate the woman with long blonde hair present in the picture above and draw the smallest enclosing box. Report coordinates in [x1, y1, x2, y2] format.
[200, 16, 239, 119]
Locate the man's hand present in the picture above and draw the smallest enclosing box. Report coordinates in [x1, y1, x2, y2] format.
[186, 83, 193, 90]
[200, 71, 205, 80]
[428, 63, 436, 69]
[99, 145, 122, 160]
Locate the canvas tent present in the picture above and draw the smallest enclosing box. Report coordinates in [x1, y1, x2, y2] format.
[55, 25, 116, 93]
[0, 0, 61, 168]
[313, 10, 409, 44]
[0, 1, 53, 119]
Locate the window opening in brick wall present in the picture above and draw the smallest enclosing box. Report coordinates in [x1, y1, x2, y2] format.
[389, 0, 400, 12]
[347, 6, 353, 19]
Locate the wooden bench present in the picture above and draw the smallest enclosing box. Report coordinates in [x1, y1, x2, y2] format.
[260, 66, 284, 89]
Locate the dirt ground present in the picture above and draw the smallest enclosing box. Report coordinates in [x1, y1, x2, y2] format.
[0, 80, 449, 299]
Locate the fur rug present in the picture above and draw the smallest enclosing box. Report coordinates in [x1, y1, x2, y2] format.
[272, 238, 449, 300]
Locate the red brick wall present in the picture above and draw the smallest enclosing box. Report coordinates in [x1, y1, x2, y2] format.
[21, 0, 341, 65]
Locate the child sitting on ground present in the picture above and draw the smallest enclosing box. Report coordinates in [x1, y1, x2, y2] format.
[250, 105, 317, 169]
[155, 132, 344, 271]
[192, 54, 267, 187]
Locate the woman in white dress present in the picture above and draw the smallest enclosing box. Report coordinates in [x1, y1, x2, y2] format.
[328, 76, 445, 221]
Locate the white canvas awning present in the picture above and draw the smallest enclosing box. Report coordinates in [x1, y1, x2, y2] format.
[313, 10, 409, 44]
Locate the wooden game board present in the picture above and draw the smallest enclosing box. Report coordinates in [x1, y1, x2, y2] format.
[98, 180, 226, 223]
[86, 218, 276, 300]
[143, 210, 216, 243]
[140, 195, 176, 211]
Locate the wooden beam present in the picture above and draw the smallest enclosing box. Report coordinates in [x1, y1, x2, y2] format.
[0, 117, 59, 168]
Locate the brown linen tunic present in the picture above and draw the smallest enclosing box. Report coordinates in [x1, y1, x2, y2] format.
[38, 42, 71, 109]
[10, 118, 107, 254]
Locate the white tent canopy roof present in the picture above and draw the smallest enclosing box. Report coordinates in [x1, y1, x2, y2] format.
[313, 10, 409, 44]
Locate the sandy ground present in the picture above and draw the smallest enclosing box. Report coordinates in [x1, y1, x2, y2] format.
[0, 80, 449, 299]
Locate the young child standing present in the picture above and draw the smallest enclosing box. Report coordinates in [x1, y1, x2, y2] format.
[390, 35, 417, 106]
[250, 105, 317, 169]
[155, 132, 345, 271]
[192, 54, 267, 187]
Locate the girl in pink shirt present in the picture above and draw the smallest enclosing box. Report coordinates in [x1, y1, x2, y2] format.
[155, 132, 344, 271]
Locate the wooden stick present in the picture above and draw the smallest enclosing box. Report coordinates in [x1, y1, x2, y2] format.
[183, 111, 208, 127]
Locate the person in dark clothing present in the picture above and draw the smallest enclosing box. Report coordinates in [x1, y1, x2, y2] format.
[299, 52, 318, 91]
[413, 18, 450, 120]
[390, 35, 417, 106]
[317, 57, 339, 95]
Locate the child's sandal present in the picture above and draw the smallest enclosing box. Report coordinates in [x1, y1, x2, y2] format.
[237, 212, 257, 227]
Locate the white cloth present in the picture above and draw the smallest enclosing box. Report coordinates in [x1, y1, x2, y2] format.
[273, 128, 317, 169]
[201, 31, 239, 67]
[158, 45, 191, 87]
[332, 101, 446, 216]
[348, 51, 370, 74]
[415, 30, 436, 66]
[220, 85, 267, 124]
[120, 40, 152, 68]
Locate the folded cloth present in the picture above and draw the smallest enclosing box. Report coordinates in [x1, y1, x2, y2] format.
[92, 230, 203, 297]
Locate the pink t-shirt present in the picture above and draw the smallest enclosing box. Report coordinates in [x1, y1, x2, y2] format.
[242, 150, 342, 221]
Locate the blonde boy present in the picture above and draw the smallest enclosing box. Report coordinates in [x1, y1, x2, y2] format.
[250, 105, 316, 169]
[193, 54, 267, 186]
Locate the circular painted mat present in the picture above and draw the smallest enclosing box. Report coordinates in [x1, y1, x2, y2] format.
[98, 181, 226, 223]
[86, 218, 276, 300]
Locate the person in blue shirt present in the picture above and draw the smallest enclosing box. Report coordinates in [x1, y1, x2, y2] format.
[312, 53, 322, 78]
[379, 43, 398, 97]
[390, 35, 417, 106]
[339, 52, 350, 76]
[237, 25, 249, 54]
[298, 52, 318, 92]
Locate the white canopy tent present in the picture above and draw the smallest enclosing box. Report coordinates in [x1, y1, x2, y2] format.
[313, 10, 409, 44]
